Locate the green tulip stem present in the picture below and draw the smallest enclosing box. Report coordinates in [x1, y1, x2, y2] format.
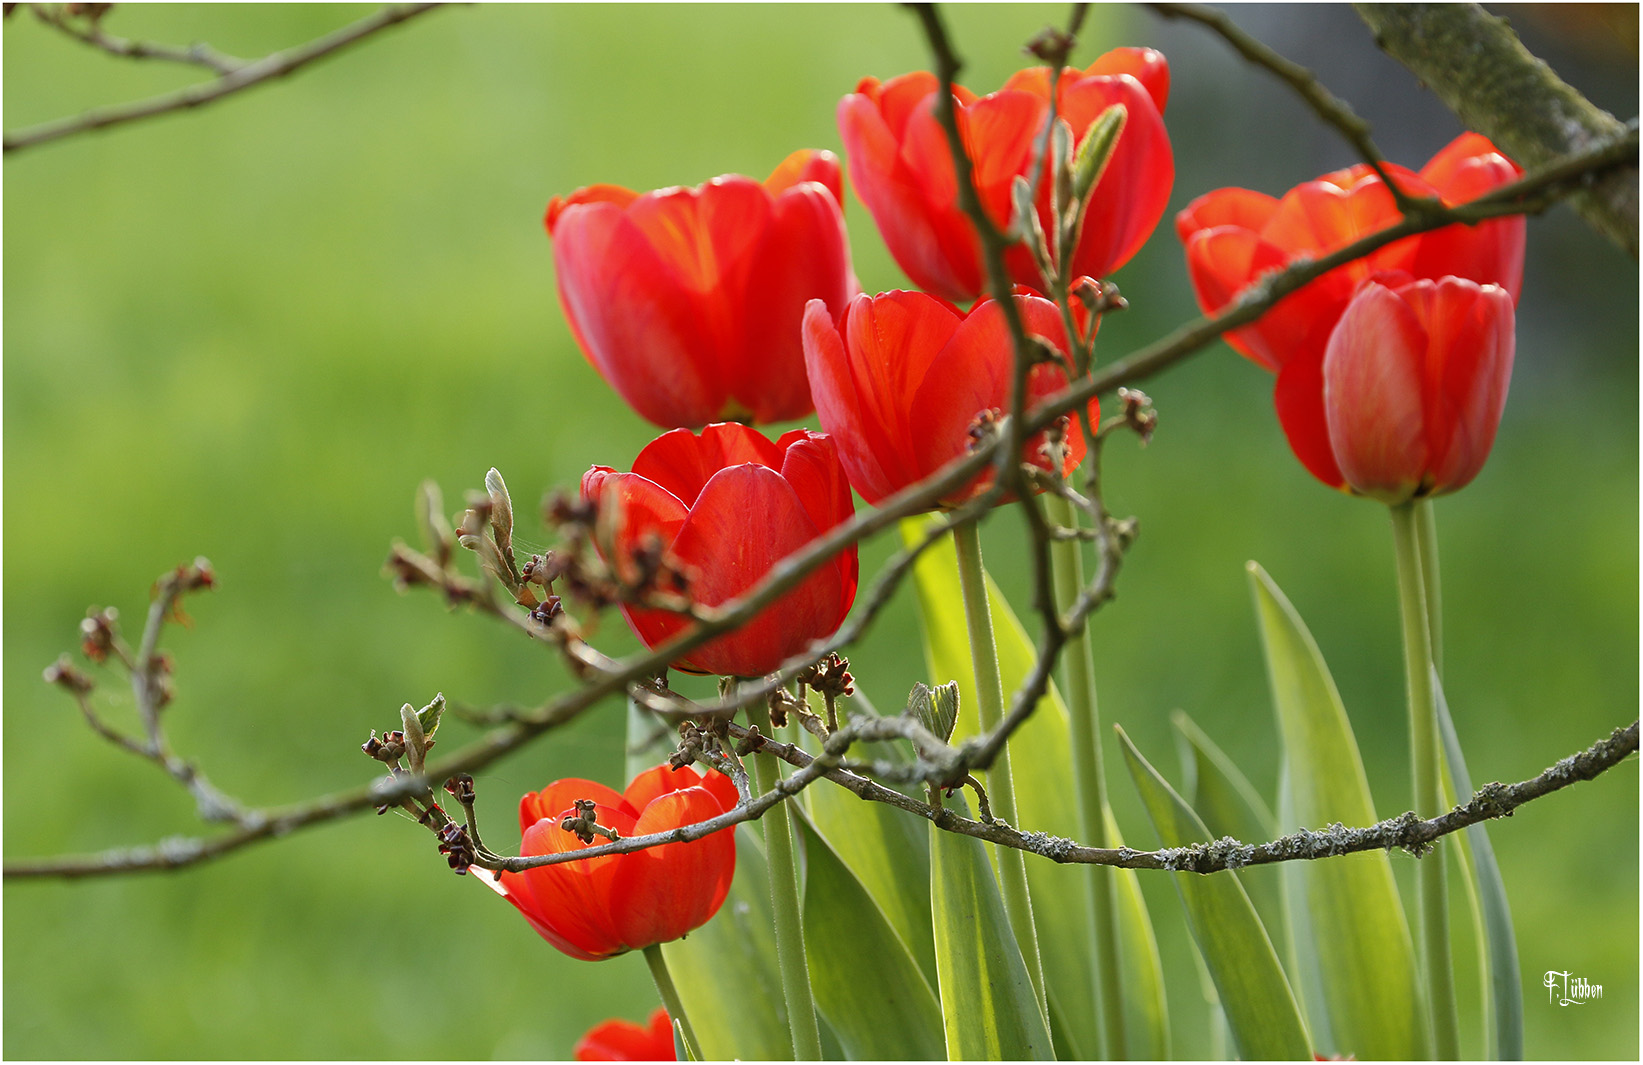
[1046, 492, 1126, 1059]
[951, 519, 1050, 1026]
[643, 943, 703, 1062]
[747, 696, 823, 1061]
[1391, 501, 1460, 1059]
[1415, 498, 1444, 680]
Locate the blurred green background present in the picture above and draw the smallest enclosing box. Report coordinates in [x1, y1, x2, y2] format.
[5, 3, 1635, 1059]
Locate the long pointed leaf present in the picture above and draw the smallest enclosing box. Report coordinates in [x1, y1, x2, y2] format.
[1172, 709, 1288, 961]
[797, 816, 946, 1059]
[1105, 807, 1171, 1060]
[906, 518, 1168, 1059]
[929, 793, 1055, 1060]
[1249, 562, 1431, 1060]
[1118, 725, 1313, 1061]
[1436, 670, 1524, 1060]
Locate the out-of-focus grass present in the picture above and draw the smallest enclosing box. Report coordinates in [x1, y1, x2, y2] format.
[5, 4, 1635, 1059]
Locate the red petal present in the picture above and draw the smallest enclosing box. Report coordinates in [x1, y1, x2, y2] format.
[631, 424, 785, 507]
[895, 96, 989, 299]
[573, 1013, 676, 1061]
[551, 202, 725, 428]
[802, 297, 906, 506]
[1415, 278, 1515, 494]
[1087, 47, 1170, 112]
[1321, 281, 1428, 501]
[777, 430, 859, 609]
[1061, 72, 1174, 280]
[670, 465, 845, 676]
[608, 788, 737, 950]
[732, 180, 853, 422]
[1176, 187, 1278, 242]
[1274, 349, 1347, 491]
[547, 184, 639, 234]
[764, 148, 845, 210]
[502, 806, 639, 961]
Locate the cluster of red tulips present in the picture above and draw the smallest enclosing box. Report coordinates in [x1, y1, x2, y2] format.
[491, 40, 1526, 1056]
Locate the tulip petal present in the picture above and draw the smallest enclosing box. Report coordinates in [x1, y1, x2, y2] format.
[1176, 187, 1279, 243]
[574, 1012, 676, 1061]
[504, 804, 640, 960]
[631, 424, 785, 507]
[1061, 72, 1174, 280]
[521, 777, 636, 834]
[1087, 46, 1171, 112]
[887, 97, 991, 300]
[623, 764, 735, 818]
[733, 181, 853, 422]
[1274, 350, 1348, 491]
[1413, 138, 1525, 300]
[669, 464, 843, 676]
[764, 148, 845, 209]
[777, 430, 860, 604]
[842, 290, 968, 493]
[802, 298, 906, 506]
[1322, 282, 1429, 502]
[609, 788, 739, 952]
[546, 184, 640, 233]
[839, 91, 979, 302]
[1419, 280, 1515, 493]
[551, 202, 726, 428]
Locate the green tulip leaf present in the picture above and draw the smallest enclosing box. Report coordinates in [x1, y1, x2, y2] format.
[1249, 562, 1431, 1060]
[672, 1020, 695, 1062]
[795, 816, 946, 1059]
[1105, 805, 1171, 1061]
[1118, 725, 1313, 1061]
[798, 700, 938, 985]
[928, 792, 1055, 1060]
[905, 517, 1168, 1061]
[1172, 709, 1287, 961]
[1436, 669, 1523, 1060]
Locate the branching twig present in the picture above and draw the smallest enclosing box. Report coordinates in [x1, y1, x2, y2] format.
[4, 3, 446, 155]
[27, 4, 244, 74]
[5, 121, 1631, 882]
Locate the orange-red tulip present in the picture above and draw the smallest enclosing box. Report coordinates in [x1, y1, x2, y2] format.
[574, 1008, 676, 1061]
[546, 150, 855, 429]
[1320, 277, 1515, 503]
[838, 48, 1173, 302]
[1176, 133, 1523, 487]
[486, 765, 739, 962]
[801, 288, 1096, 509]
[582, 423, 858, 677]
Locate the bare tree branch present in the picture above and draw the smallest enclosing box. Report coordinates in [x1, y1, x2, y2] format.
[1355, 2, 1639, 257]
[4, 3, 446, 155]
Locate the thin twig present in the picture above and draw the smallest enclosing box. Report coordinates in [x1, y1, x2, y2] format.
[6, 128, 1630, 882]
[4, 4, 446, 154]
[1148, 2, 1431, 214]
[27, 4, 244, 74]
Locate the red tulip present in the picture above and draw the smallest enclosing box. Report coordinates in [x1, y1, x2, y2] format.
[485, 764, 740, 962]
[582, 423, 858, 678]
[801, 288, 1097, 509]
[1319, 276, 1515, 503]
[574, 1008, 676, 1061]
[1176, 133, 1523, 487]
[546, 149, 855, 429]
[838, 48, 1173, 302]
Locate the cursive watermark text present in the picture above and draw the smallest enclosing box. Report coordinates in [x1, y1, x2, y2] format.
[1544, 970, 1603, 1005]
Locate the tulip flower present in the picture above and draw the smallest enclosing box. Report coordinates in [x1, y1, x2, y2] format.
[838, 48, 1173, 302]
[485, 765, 739, 962]
[546, 149, 855, 429]
[1319, 276, 1515, 503]
[1176, 132, 1523, 487]
[574, 1008, 676, 1061]
[801, 288, 1096, 509]
[582, 423, 858, 678]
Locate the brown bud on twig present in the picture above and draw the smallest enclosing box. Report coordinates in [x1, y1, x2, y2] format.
[43, 655, 95, 695]
[1117, 387, 1158, 446]
[1071, 277, 1127, 316]
[436, 822, 478, 874]
[444, 773, 476, 806]
[966, 407, 1003, 453]
[79, 608, 119, 663]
